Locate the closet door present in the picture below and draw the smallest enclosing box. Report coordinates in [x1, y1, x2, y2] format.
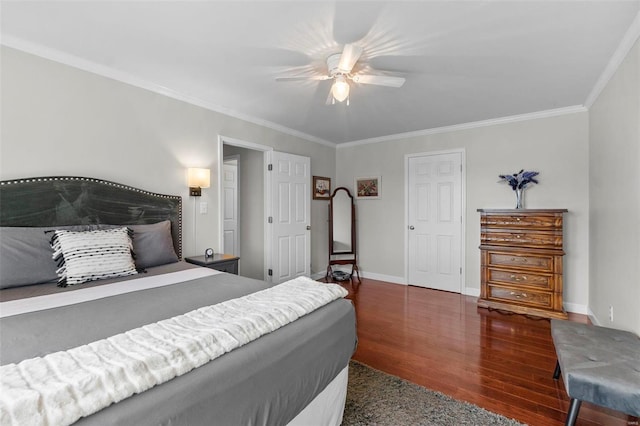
[407, 151, 463, 293]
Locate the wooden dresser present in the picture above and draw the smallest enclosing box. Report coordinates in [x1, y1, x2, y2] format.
[477, 209, 568, 319]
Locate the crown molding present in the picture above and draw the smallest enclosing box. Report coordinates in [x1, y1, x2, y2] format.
[1, 36, 336, 148]
[337, 105, 588, 149]
[5, 21, 632, 151]
[584, 10, 640, 108]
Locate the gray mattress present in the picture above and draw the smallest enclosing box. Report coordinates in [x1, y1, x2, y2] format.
[0, 264, 357, 425]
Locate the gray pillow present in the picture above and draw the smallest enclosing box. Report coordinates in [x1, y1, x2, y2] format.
[0, 221, 178, 289]
[98, 220, 178, 269]
[0, 225, 101, 289]
[126, 221, 178, 269]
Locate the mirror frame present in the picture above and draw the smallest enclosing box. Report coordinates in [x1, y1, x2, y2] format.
[328, 187, 356, 255]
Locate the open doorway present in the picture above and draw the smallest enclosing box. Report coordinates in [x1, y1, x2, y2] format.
[219, 136, 270, 280]
[218, 136, 311, 283]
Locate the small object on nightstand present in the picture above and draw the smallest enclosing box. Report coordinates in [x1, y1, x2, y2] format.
[185, 253, 239, 275]
[205, 248, 214, 259]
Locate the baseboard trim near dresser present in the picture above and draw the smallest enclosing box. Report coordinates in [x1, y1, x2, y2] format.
[564, 302, 589, 315]
[464, 287, 481, 297]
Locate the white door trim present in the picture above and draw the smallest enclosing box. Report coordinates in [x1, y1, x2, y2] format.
[217, 135, 273, 272]
[404, 148, 466, 291]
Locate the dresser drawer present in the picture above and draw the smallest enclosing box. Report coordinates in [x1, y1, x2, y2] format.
[487, 286, 552, 309]
[487, 252, 554, 272]
[481, 214, 562, 230]
[481, 231, 562, 249]
[487, 268, 552, 289]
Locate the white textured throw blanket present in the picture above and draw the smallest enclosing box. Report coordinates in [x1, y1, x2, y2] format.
[0, 277, 348, 426]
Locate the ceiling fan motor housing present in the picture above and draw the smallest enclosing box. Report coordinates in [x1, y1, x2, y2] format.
[327, 53, 346, 76]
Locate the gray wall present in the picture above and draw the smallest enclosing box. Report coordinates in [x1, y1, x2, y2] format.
[589, 39, 640, 333]
[0, 46, 335, 276]
[336, 112, 591, 313]
[3, 41, 639, 331]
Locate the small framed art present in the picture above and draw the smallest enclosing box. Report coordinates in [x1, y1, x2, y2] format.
[355, 176, 380, 199]
[313, 176, 331, 200]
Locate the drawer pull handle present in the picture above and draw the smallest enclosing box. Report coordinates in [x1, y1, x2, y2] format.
[510, 291, 527, 299]
[509, 275, 527, 281]
[510, 257, 527, 262]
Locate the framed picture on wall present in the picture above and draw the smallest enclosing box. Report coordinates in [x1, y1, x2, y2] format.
[355, 176, 380, 199]
[313, 176, 331, 200]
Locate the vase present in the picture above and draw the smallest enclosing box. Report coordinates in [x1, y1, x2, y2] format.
[515, 188, 524, 209]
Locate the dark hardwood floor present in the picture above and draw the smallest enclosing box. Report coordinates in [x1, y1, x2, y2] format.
[331, 277, 638, 426]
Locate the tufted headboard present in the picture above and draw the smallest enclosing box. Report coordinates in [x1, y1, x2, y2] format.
[0, 176, 183, 259]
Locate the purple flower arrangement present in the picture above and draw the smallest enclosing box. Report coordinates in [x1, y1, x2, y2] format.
[498, 170, 539, 190]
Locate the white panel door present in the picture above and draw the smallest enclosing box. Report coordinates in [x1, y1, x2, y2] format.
[268, 151, 310, 283]
[223, 158, 239, 256]
[407, 152, 462, 292]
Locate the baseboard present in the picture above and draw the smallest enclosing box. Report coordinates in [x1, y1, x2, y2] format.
[359, 271, 407, 285]
[326, 270, 481, 294]
[310, 271, 326, 280]
[315, 269, 594, 319]
[587, 307, 602, 326]
[312, 269, 407, 285]
[563, 302, 588, 315]
[463, 287, 480, 297]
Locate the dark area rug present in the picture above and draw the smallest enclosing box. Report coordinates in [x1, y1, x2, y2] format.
[342, 360, 525, 426]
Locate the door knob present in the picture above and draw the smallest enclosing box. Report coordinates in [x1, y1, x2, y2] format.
[409, 225, 415, 230]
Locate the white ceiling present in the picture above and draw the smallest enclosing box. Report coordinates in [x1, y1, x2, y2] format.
[2, 1, 639, 145]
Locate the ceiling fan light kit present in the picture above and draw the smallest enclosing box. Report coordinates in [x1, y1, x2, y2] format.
[277, 43, 406, 105]
[331, 75, 350, 103]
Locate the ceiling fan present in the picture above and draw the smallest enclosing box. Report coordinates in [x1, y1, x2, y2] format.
[276, 44, 406, 105]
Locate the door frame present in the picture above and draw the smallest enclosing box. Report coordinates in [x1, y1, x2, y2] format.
[404, 148, 466, 292]
[217, 135, 273, 279]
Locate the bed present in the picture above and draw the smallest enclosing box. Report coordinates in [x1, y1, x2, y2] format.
[0, 176, 357, 426]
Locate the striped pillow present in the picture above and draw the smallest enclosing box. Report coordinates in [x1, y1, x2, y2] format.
[51, 228, 137, 287]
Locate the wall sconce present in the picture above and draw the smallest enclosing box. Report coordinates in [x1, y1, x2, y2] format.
[187, 168, 210, 196]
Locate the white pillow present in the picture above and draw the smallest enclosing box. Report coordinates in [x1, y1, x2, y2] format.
[51, 227, 137, 286]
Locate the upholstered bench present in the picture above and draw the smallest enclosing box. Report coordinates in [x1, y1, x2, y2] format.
[551, 319, 640, 426]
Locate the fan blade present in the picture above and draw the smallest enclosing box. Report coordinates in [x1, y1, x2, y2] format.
[352, 74, 405, 88]
[338, 44, 363, 73]
[276, 76, 331, 82]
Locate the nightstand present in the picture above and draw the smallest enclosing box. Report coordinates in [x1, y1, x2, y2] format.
[185, 254, 240, 275]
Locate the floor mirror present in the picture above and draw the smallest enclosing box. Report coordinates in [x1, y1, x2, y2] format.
[326, 187, 360, 282]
